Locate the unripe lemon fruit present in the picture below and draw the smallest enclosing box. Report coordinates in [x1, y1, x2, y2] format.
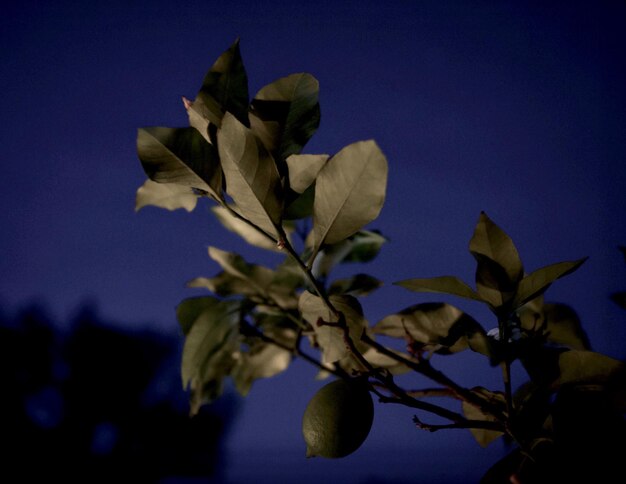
[302, 378, 374, 458]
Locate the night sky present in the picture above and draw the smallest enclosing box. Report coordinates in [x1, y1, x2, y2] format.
[2, 1, 626, 482]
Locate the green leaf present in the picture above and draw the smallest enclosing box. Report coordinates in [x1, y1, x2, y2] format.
[176, 296, 223, 336]
[329, 274, 383, 296]
[283, 184, 315, 220]
[311, 141, 388, 259]
[361, 347, 413, 375]
[519, 302, 591, 350]
[313, 230, 387, 278]
[180, 300, 241, 389]
[553, 350, 625, 390]
[249, 73, 321, 161]
[394, 276, 483, 302]
[286, 154, 329, 193]
[232, 329, 296, 395]
[513, 258, 587, 308]
[299, 292, 368, 364]
[217, 113, 283, 239]
[461, 387, 506, 447]
[191, 247, 299, 309]
[469, 212, 523, 309]
[191, 38, 249, 129]
[469, 212, 524, 281]
[135, 178, 198, 212]
[211, 205, 288, 252]
[137, 126, 222, 200]
[372, 302, 487, 355]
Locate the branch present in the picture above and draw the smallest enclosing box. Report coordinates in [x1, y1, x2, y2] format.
[412, 415, 504, 433]
[276, 225, 339, 317]
[361, 333, 507, 421]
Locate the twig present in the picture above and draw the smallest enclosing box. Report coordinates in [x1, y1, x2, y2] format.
[412, 415, 504, 433]
[361, 333, 507, 421]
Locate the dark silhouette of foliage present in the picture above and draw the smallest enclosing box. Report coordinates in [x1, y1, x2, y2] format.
[0, 303, 237, 482]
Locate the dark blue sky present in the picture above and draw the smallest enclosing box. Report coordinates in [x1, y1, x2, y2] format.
[2, 1, 626, 482]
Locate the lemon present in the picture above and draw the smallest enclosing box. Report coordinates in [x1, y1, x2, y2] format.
[302, 378, 374, 458]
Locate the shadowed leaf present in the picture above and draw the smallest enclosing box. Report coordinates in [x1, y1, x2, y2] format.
[519, 302, 591, 350]
[286, 153, 329, 193]
[373, 302, 488, 355]
[249, 73, 320, 161]
[232, 330, 295, 396]
[176, 296, 223, 336]
[137, 126, 222, 200]
[514, 258, 587, 308]
[299, 292, 367, 364]
[180, 300, 241, 390]
[361, 347, 413, 375]
[135, 178, 198, 212]
[218, 113, 283, 238]
[553, 350, 625, 389]
[312, 230, 387, 278]
[329, 274, 382, 296]
[462, 387, 506, 447]
[394, 276, 483, 302]
[469, 212, 524, 282]
[470, 213, 523, 309]
[191, 38, 249, 129]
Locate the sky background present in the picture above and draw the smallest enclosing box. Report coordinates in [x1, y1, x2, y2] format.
[2, 1, 626, 482]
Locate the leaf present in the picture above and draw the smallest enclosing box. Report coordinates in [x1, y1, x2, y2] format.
[137, 126, 222, 200]
[312, 230, 387, 278]
[329, 274, 383, 296]
[211, 206, 285, 252]
[372, 302, 487, 355]
[206, 246, 274, 294]
[249, 73, 321, 161]
[394, 276, 483, 302]
[180, 300, 240, 389]
[361, 347, 413, 375]
[462, 387, 506, 447]
[519, 302, 591, 350]
[513, 258, 588, 309]
[135, 178, 198, 212]
[311, 141, 388, 259]
[286, 154, 329, 193]
[283, 183, 315, 220]
[176, 296, 223, 336]
[469, 212, 524, 282]
[553, 350, 625, 390]
[217, 113, 283, 238]
[191, 38, 249, 129]
[192, 247, 299, 309]
[469, 212, 523, 309]
[232, 329, 296, 396]
[298, 292, 367, 364]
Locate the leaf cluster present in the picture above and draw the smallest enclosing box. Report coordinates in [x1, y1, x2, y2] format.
[135, 40, 625, 478]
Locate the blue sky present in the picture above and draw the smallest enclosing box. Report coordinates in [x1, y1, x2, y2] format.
[2, 1, 626, 481]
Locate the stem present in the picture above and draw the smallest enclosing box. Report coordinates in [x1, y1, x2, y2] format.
[276, 225, 338, 316]
[412, 415, 504, 433]
[498, 317, 514, 418]
[221, 202, 279, 244]
[361, 333, 507, 421]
